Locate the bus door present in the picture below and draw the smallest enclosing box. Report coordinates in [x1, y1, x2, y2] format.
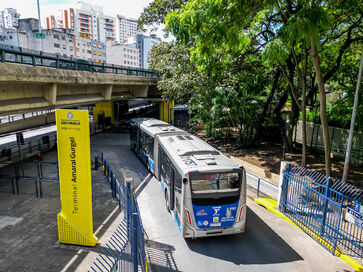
[169, 168, 175, 210]
[136, 127, 140, 155]
[174, 171, 182, 227]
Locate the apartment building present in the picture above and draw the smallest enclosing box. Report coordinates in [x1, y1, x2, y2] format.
[0, 8, 20, 29]
[92, 40, 106, 63]
[136, 34, 161, 69]
[106, 41, 139, 68]
[75, 35, 93, 60]
[117, 15, 137, 44]
[43, 28, 75, 57]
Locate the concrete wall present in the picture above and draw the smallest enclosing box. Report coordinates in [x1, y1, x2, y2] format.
[293, 121, 363, 165]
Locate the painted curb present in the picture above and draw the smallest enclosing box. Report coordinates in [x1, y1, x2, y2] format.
[254, 197, 363, 272]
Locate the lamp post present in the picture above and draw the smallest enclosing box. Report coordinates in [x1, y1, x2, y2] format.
[36, 0, 43, 51]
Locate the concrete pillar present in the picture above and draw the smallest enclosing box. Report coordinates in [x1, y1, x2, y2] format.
[44, 83, 57, 105]
[103, 85, 113, 100]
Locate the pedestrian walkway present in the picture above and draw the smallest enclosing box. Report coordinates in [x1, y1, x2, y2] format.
[137, 177, 353, 272]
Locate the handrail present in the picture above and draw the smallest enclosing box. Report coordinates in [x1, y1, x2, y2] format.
[0, 43, 159, 78]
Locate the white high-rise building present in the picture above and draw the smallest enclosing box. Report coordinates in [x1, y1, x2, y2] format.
[106, 40, 140, 68]
[117, 15, 137, 44]
[74, 1, 116, 43]
[46, 2, 116, 43]
[0, 8, 20, 29]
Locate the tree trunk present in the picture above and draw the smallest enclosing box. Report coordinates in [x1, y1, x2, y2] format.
[301, 43, 308, 167]
[310, 39, 331, 176]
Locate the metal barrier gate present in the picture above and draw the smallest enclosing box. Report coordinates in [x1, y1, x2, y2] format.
[279, 164, 363, 258]
[90, 155, 147, 272]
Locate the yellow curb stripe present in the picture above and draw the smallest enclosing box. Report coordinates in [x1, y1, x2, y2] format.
[254, 197, 363, 271]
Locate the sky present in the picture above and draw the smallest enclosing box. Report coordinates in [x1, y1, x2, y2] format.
[0, 0, 164, 37]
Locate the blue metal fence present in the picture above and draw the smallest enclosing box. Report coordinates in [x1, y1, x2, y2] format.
[279, 164, 363, 258]
[90, 154, 147, 272]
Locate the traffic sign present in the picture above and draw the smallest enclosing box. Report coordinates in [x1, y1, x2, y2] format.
[35, 32, 45, 39]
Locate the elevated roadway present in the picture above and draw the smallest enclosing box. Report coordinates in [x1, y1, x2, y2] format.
[0, 63, 160, 116]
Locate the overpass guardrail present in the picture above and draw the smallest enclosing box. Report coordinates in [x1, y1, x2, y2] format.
[0, 43, 158, 78]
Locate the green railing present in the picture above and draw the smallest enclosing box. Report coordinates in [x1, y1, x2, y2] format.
[0, 43, 159, 77]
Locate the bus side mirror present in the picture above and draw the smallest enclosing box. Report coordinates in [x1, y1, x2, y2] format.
[183, 178, 188, 184]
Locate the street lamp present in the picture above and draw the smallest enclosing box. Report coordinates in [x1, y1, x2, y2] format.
[36, 0, 43, 51]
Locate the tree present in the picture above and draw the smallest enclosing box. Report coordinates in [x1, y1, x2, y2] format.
[148, 41, 211, 104]
[138, 0, 188, 34]
[166, 0, 363, 176]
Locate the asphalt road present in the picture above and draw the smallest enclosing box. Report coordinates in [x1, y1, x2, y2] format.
[93, 130, 352, 271]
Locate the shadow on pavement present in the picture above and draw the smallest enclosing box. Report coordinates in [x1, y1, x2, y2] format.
[186, 207, 303, 265]
[146, 240, 179, 272]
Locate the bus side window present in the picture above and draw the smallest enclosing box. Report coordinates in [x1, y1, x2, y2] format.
[165, 156, 171, 185]
[175, 171, 182, 190]
[148, 136, 154, 159]
[160, 147, 166, 177]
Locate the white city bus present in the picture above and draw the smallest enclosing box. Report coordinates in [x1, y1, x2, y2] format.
[130, 118, 247, 238]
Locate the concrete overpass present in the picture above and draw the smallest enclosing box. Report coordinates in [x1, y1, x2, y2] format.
[0, 63, 160, 116]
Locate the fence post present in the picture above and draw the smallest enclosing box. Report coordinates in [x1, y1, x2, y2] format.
[320, 177, 332, 236]
[281, 163, 291, 212]
[37, 162, 42, 198]
[95, 156, 99, 170]
[14, 164, 19, 195]
[257, 178, 261, 197]
[111, 174, 116, 197]
[132, 212, 139, 272]
[277, 161, 288, 209]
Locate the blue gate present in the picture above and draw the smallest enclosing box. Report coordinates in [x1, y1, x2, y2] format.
[90, 154, 147, 272]
[279, 164, 363, 258]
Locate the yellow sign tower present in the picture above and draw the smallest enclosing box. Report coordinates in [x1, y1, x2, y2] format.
[56, 109, 98, 246]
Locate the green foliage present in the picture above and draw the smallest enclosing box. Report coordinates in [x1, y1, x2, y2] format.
[148, 41, 210, 104]
[137, 0, 188, 34]
[145, 0, 363, 150]
[262, 38, 289, 66]
[304, 90, 363, 131]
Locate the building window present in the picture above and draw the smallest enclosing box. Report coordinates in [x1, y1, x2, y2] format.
[53, 34, 59, 39]
[54, 43, 60, 48]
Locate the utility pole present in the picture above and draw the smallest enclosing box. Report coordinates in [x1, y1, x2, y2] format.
[36, 0, 43, 51]
[342, 51, 363, 182]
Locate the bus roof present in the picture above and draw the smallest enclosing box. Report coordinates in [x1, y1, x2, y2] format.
[159, 134, 240, 175]
[142, 119, 170, 127]
[140, 122, 186, 137]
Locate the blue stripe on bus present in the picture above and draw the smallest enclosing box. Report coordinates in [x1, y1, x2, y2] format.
[174, 211, 181, 231]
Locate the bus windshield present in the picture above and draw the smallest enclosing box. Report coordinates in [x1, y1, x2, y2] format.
[190, 172, 240, 194]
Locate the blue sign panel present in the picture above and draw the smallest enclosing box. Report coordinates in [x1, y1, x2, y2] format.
[193, 201, 239, 228]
